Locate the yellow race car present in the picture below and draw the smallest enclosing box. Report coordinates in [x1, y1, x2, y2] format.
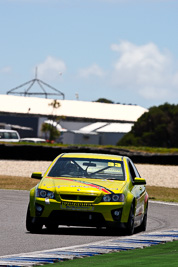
[26, 153, 148, 235]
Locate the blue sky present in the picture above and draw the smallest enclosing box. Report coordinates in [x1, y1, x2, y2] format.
[0, 0, 178, 108]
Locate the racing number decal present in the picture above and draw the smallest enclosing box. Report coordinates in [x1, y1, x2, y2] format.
[108, 162, 121, 167]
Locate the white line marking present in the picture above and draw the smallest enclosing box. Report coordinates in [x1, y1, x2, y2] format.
[149, 200, 178, 206]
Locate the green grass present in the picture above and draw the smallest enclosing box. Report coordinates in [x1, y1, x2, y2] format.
[34, 240, 178, 267]
[146, 186, 178, 202]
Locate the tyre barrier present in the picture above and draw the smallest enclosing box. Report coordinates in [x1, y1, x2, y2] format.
[1, 143, 178, 165]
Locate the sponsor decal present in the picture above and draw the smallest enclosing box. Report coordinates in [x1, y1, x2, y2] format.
[47, 177, 113, 194]
[61, 202, 94, 211]
[62, 201, 93, 207]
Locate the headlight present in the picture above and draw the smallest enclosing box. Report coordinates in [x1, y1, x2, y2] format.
[36, 189, 55, 199]
[102, 194, 125, 202]
[103, 195, 112, 202]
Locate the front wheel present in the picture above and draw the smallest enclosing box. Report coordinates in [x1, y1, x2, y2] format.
[126, 203, 135, 235]
[26, 205, 43, 233]
[45, 222, 59, 232]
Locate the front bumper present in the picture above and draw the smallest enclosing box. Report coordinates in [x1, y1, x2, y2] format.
[31, 198, 127, 228]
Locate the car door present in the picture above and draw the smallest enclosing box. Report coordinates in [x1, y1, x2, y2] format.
[127, 159, 145, 223]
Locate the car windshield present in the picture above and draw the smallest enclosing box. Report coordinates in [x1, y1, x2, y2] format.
[48, 157, 125, 181]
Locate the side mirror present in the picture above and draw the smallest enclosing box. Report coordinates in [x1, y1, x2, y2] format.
[31, 172, 43, 179]
[133, 177, 146, 185]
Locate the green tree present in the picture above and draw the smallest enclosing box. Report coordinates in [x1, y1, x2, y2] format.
[94, 98, 114, 104]
[41, 99, 61, 142]
[41, 122, 60, 142]
[118, 103, 178, 148]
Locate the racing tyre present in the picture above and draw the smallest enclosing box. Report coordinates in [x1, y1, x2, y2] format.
[139, 204, 148, 232]
[45, 222, 59, 232]
[26, 205, 43, 233]
[126, 203, 135, 235]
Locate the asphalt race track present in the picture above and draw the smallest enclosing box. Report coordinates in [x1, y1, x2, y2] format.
[0, 189, 178, 257]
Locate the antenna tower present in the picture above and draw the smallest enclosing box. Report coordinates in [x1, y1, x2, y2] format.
[7, 67, 65, 99]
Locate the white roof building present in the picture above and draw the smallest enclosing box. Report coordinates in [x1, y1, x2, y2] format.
[0, 95, 148, 145]
[0, 95, 147, 122]
[80, 122, 134, 133]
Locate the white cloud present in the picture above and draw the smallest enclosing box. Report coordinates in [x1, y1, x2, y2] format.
[110, 40, 177, 100]
[79, 64, 104, 78]
[0, 66, 12, 73]
[36, 56, 66, 81]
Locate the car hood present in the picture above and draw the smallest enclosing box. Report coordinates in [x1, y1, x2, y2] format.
[38, 176, 126, 195]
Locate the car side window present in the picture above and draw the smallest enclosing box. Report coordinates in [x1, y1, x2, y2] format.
[131, 160, 141, 178]
[10, 133, 18, 139]
[4, 132, 10, 139]
[127, 160, 138, 181]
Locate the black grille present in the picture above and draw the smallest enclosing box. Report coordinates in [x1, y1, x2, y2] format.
[60, 194, 96, 202]
[49, 210, 106, 227]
